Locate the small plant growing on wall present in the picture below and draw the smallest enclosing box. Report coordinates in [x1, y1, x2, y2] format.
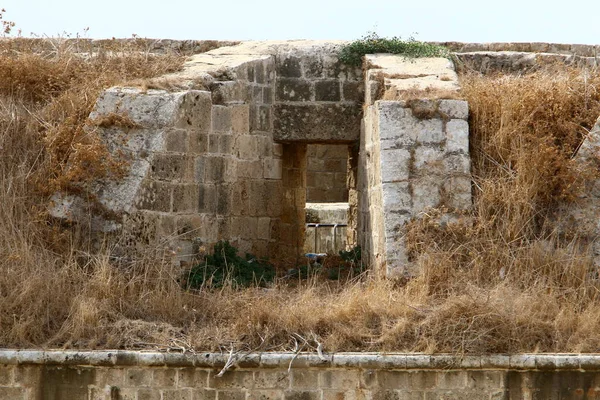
[339, 32, 449, 66]
[184, 241, 275, 289]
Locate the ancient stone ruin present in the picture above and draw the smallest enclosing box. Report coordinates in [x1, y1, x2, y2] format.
[50, 40, 600, 277]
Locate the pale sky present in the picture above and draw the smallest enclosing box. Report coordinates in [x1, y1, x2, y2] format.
[3, 0, 600, 44]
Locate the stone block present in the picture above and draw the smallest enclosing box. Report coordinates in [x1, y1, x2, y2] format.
[273, 103, 361, 142]
[303, 56, 324, 78]
[173, 184, 200, 213]
[204, 157, 226, 183]
[166, 129, 189, 153]
[189, 131, 209, 154]
[237, 160, 264, 179]
[276, 78, 312, 102]
[217, 185, 234, 215]
[257, 105, 272, 132]
[208, 134, 221, 154]
[210, 81, 245, 104]
[407, 372, 436, 390]
[382, 182, 412, 211]
[320, 370, 361, 390]
[273, 144, 284, 158]
[437, 371, 468, 389]
[219, 135, 237, 155]
[175, 91, 213, 131]
[438, 100, 469, 120]
[290, 370, 319, 390]
[212, 106, 232, 133]
[343, 81, 362, 102]
[263, 87, 274, 104]
[416, 119, 445, 144]
[283, 391, 320, 400]
[136, 389, 161, 400]
[153, 369, 177, 387]
[264, 158, 283, 180]
[191, 389, 217, 400]
[231, 104, 250, 134]
[257, 217, 271, 240]
[0, 366, 14, 385]
[443, 154, 471, 175]
[380, 149, 410, 183]
[135, 180, 173, 212]
[253, 86, 263, 103]
[445, 119, 469, 153]
[412, 179, 441, 212]
[277, 55, 302, 78]
[315, 80, 341, 101]
[253, 370, 290, 389]
[237, 136, 258, 160]
[441, 176, 472, 210]
[124, 368, 152, 387]
[217, 391, 246, 400]
[163, 389, 193, 400]
[467, 371, 504, 390]
[414, 147, 444, 173]
[208, 371, 253, 390]
[0, 387, 25, 400]
[151, 154, 190, 181]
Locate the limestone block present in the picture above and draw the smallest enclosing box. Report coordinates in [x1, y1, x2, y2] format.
[212, 105, 232, 133]
[382, 182, 412, 212]
[439, 100, 469, 120]
[237, 160, 263, 179]
[442, 176, 472, 210]
[446, 119, 470, 153]
[414, 147, 444, 172]
[273, 103, 361, 142]
[314, 80, 341, 101]
[263, 158, 283, 180]
[151, 154, 193, 181]
[165, 129, 189, 153]
[276, 55, 302, 78]
[412, 178, 441, 213]
[443, 153, 471, 175]
[230, 104, 250, 134]
[90, 88, 211, 130]
[135, 180, 173, 212]
[173, 184, 200, 213]
[380, 148, 410, 183]
[276, 78, 312, 101]
[219, 135, 237, 155]
[416, 119, 445, 144]
[237, 136, 258, 160]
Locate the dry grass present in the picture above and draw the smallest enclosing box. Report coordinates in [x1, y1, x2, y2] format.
[4, 42, 600, 353]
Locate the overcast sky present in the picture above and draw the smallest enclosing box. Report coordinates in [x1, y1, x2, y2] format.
[3, 0, 600, 44]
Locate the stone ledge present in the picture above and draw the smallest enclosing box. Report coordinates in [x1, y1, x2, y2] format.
[2, 351, 600, 370]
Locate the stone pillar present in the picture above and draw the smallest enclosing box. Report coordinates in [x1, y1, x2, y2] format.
[281, 143, 307, 261]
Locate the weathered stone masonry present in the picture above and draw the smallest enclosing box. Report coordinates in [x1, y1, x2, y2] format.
[3, 351, 600, 399]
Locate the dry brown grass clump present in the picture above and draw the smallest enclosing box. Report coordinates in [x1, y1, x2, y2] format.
[4, 43, 600, 354]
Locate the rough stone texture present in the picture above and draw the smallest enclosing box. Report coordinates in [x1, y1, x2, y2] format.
[306, 144, 349, 203]
[4, 351, 600, 400]
[358, 56, 470, 277]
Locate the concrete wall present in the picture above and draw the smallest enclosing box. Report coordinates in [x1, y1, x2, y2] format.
[3, 351, 600, 399]
[306, 144, 348, 203]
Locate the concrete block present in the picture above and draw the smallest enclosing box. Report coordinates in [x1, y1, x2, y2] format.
[276, 78, 312, 101]
[264, 158, 283, 180]
[381, 149, 410, 183]
[438, 100, 469, 120]
[445, 119, 469, 153]
[315, 80, 341, 101]
[212, 106, 232, 133]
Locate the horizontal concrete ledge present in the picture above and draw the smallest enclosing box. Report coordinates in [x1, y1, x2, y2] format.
[2, 351, 600, 371]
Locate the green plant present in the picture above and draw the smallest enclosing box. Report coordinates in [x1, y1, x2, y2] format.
[185, 241, 275, 289]
[339, 32, 449, 67]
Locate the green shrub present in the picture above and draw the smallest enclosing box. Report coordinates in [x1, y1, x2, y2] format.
[185, 241, 275, 289]
[339, 32, 449, 67]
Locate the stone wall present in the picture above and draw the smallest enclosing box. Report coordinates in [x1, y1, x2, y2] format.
[3, 351, 600, 399]
[358, 56, 471, 277]
[306, 144, 348, 203]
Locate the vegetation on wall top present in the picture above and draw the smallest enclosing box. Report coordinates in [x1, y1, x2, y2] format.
[339, 32, 450, 66]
